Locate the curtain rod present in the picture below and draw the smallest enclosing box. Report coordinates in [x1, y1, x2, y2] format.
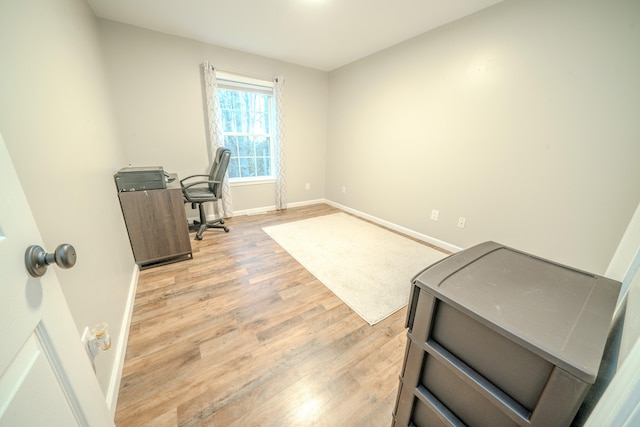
[203, 63, 281, 83]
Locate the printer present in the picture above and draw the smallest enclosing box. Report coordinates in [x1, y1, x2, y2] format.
[114, 166, 166, 192]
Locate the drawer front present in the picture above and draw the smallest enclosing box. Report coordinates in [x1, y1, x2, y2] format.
[431, 301, 553, 411]
[421, 354, 519, 427]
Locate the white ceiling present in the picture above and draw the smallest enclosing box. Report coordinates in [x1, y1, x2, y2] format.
[88, 0, 504, 72]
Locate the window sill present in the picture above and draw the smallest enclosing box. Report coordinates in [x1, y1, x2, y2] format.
[229, 178, 276, 187]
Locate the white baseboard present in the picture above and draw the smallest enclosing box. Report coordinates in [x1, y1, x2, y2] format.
[106, 264, 139, 415]
[193, 198, 460, 253]
[324, 200, 462, 254]
[220, 198, 461, 253]
[190, 199, 327, 221]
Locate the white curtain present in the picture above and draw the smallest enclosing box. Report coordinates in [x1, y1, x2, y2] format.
[274, 76, 287, 210]
[203, 61, 233, 218]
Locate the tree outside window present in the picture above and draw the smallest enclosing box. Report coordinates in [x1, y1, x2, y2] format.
[218, 88, 274, 180]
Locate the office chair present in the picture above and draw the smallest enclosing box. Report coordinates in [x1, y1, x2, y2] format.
[180, 147, 231, 240]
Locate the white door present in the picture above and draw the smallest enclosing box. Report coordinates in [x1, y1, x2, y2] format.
[0, 133, 113, 426]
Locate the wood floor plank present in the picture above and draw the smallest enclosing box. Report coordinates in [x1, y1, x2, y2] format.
[115, 203, 445, 426]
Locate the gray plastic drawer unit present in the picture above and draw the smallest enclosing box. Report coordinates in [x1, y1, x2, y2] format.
[392, 241, 620, 427]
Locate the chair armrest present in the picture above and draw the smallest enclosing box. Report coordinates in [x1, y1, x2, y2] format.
[179, 174, 209, 185]
[181, 179, 222, 191]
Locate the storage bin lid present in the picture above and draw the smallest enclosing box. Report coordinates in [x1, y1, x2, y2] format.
[413, 241, 620, 383]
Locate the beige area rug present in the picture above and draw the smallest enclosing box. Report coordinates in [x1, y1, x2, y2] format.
[262, 212, 448, 325]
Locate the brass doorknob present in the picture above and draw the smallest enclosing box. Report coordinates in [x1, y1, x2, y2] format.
[25, 243, 77, 278]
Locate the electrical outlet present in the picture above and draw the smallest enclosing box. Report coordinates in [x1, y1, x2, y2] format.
[305, 182, 310, 190]
[431, 210, 439, 221]
[81, 326, 92, 363]
[81, 326, 89, 345]
[457, 217, 466, 229]
[342, 186, 347, 194]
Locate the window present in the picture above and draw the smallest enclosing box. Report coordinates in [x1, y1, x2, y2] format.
[217, 76, 275, 182]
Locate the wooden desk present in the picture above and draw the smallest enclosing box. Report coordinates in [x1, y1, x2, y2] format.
[117, 175, 192, 268]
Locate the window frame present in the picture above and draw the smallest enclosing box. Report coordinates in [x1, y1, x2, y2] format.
[216, 72, 276, 184]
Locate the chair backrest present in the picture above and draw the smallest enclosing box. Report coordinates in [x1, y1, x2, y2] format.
[208, 147, 231, 196]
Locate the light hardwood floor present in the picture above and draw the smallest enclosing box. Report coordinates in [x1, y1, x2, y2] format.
[115, 203, 444, 426]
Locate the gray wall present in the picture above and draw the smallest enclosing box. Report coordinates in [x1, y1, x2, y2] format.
[0, 0, 134, 404]
[326, 0, 640, 275]
[97, 20, 329, 214]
